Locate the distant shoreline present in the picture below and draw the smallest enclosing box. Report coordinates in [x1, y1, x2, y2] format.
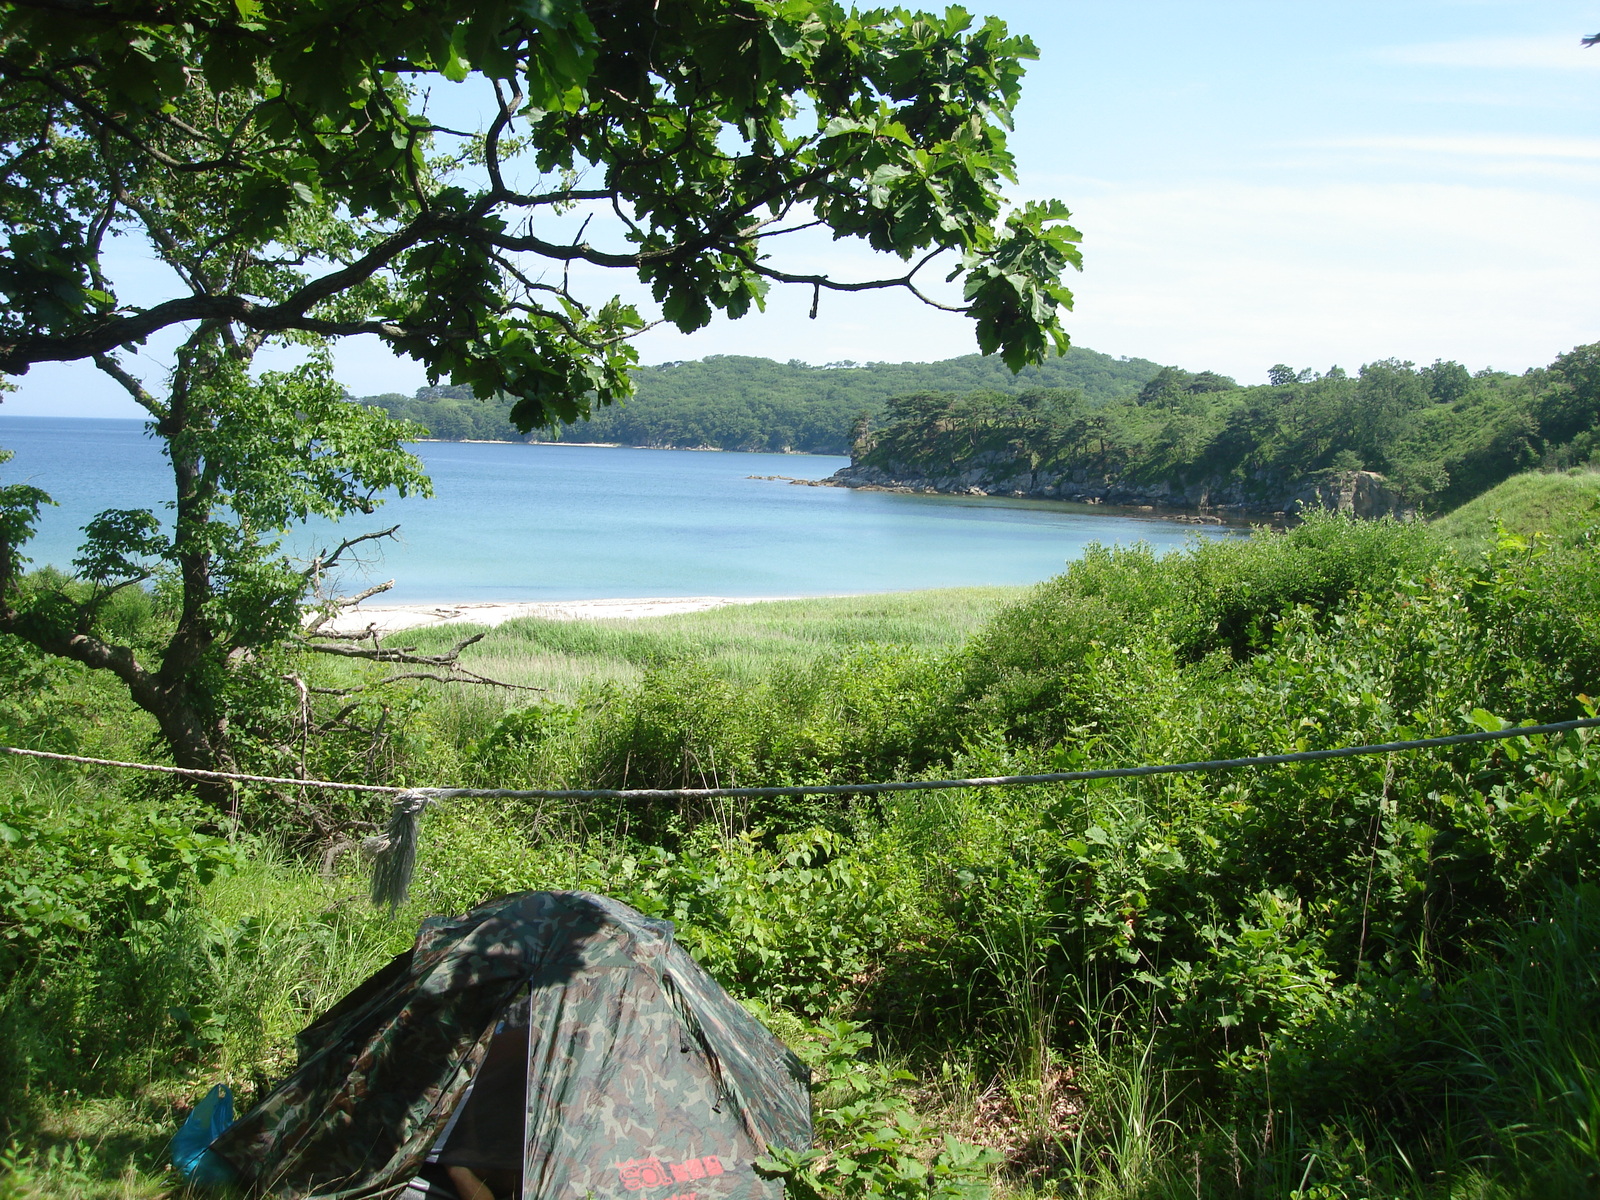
[409, 437, 623, 447]
[407, 437, 833, 455]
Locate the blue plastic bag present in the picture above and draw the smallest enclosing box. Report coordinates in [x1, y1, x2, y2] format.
[169, 1083, 239, 1186]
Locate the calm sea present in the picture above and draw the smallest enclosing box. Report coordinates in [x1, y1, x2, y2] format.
[0, 417, 1240, 603]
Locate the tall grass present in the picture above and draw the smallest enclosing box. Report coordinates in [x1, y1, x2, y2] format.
[0, 833, 416, 1200]
[1432, 467, 1600, 553]
[401, 587, 1018, 695]
[1431, 884, 1600, 1196]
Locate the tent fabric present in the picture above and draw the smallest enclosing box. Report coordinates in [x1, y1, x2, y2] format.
[211, 891, 811, 1200]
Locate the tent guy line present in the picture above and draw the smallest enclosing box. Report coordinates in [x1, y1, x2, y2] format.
[11, 720, 1596, 911]
[3, 715, 1596, 801]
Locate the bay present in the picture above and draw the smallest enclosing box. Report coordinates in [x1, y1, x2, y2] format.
[0, 416, 1240, 603]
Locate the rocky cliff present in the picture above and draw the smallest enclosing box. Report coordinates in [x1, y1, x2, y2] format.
[823, 456, 1418, 522]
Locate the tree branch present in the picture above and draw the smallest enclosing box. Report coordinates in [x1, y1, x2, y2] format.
[319, 668, 544, 692]
[294, 622, 542, 692]
[0, 606, 163, 710]
[293, 630, 486, 664]
[734, 245, 969, 311]
[92, 353, 165, 418]
[306, 525, 401, 579]
[0, 56, 240, 174]
[0, 213, 443, 372]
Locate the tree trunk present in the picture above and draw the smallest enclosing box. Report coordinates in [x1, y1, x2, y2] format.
[0, 612, 240, 813]
[150, 685, 238, 813]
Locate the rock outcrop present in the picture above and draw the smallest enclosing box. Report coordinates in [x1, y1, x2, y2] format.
[1283, 471, 1415, 521]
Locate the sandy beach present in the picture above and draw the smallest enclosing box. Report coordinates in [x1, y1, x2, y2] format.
[315, 595, 798, 636]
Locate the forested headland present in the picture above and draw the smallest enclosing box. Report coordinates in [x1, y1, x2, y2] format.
[831, 345, 1600, 516]
[356, 347, 1161, 453]
[362, 345, 1600, 524]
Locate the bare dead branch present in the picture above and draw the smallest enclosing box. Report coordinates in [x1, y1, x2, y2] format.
[367, 669, 544, 691]
[305, 623, 387, 643]
[301, 585, 395, 638]
[310, 526, 402, 577]
[292, 630, 486, 665]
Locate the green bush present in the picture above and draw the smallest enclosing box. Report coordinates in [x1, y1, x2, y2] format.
[758, 1019, 1000, 1200]
[1465, 529, 1600, 720]
[6, 511, 1600, 1198]
[954, 514, 1447, 748]
[0, 780, 241, 973]
[408, 805, 922, 1013]
[611, 828, 922, 1012]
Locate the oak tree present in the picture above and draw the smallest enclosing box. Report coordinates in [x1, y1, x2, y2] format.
[0, 0, 1082, 798]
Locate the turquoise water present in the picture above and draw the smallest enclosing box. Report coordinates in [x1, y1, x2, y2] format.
[0, 417, 1240, 602]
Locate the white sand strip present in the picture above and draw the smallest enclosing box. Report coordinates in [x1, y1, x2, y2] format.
[315, 595, 796, 636]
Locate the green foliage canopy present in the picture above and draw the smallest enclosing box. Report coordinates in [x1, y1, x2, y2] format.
[0, 0, 1082, 425]
[0, 0, 1083, 794]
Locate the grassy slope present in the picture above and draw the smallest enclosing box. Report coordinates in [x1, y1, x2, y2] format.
[1433, 469, 1600, 551]
[402, 587, 1021, 696]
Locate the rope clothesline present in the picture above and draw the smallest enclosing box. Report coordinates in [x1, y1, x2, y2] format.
[0, 746, 406, 794]
[3, 715, 1597, 801]
[8, 715, 1597, 909]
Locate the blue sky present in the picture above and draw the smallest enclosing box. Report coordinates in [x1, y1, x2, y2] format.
[10, 1, 1599, 417]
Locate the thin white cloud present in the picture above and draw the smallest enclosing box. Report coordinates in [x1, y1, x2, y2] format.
[1317, 134, 1600, 160]
[1053, 181, 1600, 381]
[1376, 35, 1600, 70]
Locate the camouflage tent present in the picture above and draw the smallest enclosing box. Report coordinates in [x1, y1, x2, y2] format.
[212, 891, 811, 1200]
